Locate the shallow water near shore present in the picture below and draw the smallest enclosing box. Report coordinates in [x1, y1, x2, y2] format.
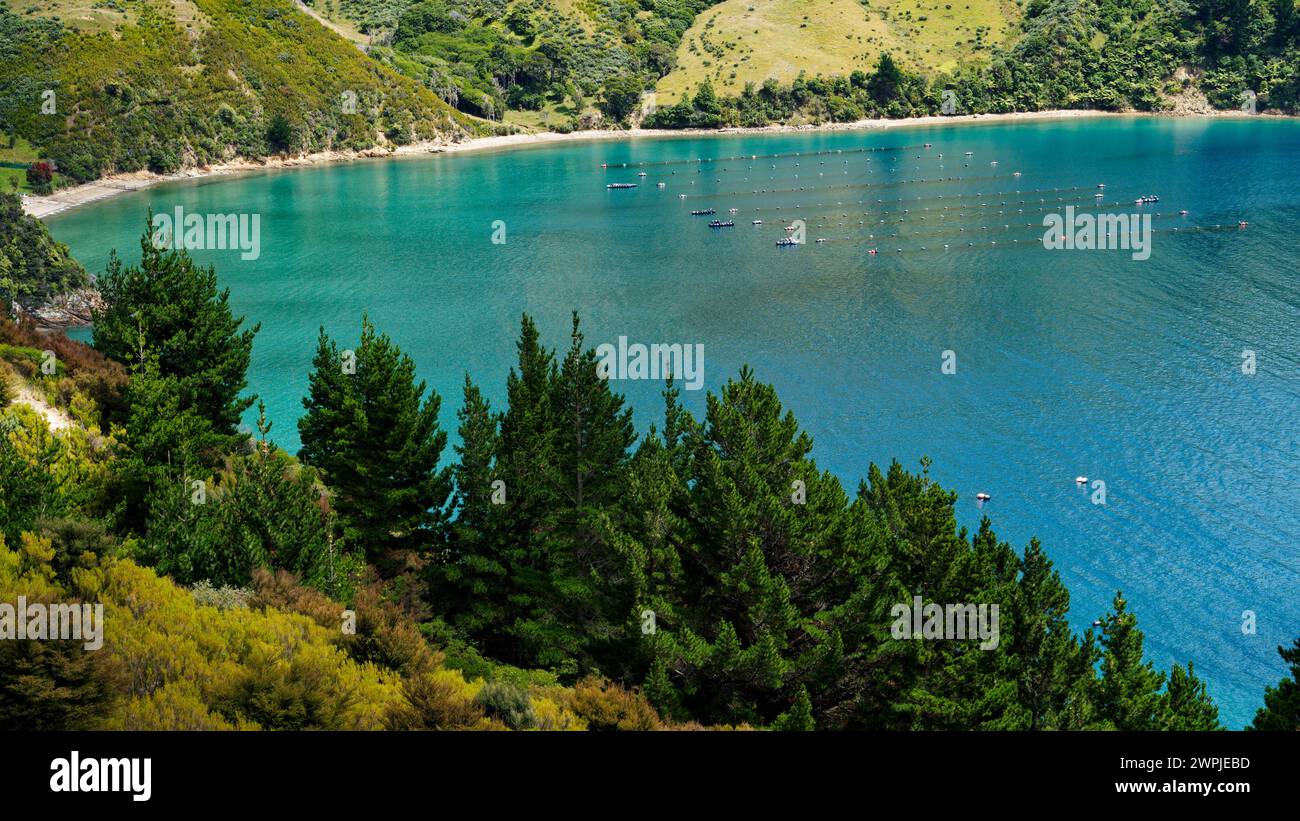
[50, 115, 1300, 727]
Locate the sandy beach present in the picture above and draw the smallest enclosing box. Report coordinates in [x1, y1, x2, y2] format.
[21, 108, 1259, 219]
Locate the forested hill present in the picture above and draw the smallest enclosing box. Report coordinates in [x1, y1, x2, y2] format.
[0, 190, 88, 305]
[277, 0, 1300, 130]
[0, 0, 487, 186]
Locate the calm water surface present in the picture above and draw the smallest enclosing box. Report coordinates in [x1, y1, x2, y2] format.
[50, 116, 1300, 727]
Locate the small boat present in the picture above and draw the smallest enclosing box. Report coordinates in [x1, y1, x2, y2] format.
[868, 248, 878, 256]
[1013, 171, 1022, 177]
[679, 194, 687, 199]
[657, 182, 666, 188]
[1095, 193, 1105, 198]
[1179, 209, 1188, 215]
[637, 172, 647, 177]
[1097, 183, 1105, 188]
[924, 143, 932, 148]
[690, 208, 717, 216]
[1075, 476, 1088, 485]
[752, 219, 763, 225]
[815, 238, 826, 243]
[783, 224, 798, 232]
[1238, 220, 1249, 228]
[776, 237, 799, 247]
[708, 220, 736, 228]
[606, 183, 637, 189]
[729, 208, 738, 214]
[964, 151, 974, 156]
[1092, 620, 1103, 628]
[975, 492, 991, 502]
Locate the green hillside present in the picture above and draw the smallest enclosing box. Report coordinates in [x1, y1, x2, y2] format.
[656, 0, 1020, 104]
[650, 0, 1300, 126]
[0, 0, 487, 184]
[257, 0, 1300, 133]
[0, 190, 88, 305]
[301, 0, 723, 129]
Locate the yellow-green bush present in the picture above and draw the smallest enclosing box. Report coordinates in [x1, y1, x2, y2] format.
[0, 534, 457, 730]
[567, 677, 663, 731]
[1, 516, 727, 731]
[530, 692, 588, 731]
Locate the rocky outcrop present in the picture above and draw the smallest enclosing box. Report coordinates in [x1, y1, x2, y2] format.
[12, 287, 105, 330]
[1162, 67, 1217, 116]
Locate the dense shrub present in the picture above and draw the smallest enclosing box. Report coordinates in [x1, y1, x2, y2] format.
[475, 680, 536, 729]
[568, 677, 662, 731]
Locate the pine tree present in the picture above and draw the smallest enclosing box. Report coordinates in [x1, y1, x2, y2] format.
[118, 355, 228, 531]
[432, 375, 507, 636]
[544, 312, 636, 670]
[1011, 538, 1096, 729]
[620, 388, 693, 684]
[1160, 662, 1221, 730]
[1094, 592, 1165, 730]
[451, 375, 498, 539]
[93, 217, 258, 439]
[124, 356, 225, 472]
[298, 316, 451, 570]
[649, 366, 850, 726]
[884, 516, 1020, 730]
[772, 685, 815, 730]
[484, 313, 562, 665]
[1250, 637, 1300, 730]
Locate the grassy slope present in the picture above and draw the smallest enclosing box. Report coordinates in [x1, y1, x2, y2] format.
[1, 0, 489, 182]
[657, 0, 1021, 104]
[0, 132, 41, 192]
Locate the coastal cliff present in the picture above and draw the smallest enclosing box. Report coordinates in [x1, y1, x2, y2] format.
[11, 286, 103, 331]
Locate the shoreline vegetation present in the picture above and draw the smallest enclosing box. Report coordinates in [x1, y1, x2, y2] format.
[20, 109, 1274, 220]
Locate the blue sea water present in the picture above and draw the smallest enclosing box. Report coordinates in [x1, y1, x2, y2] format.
[48, 116, 1300, 727]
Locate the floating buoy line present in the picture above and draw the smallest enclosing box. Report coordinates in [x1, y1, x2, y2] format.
[783, 212, 1209, 245]
[680, 172, 1040, 202]
[716, 192, 1106, 220]
[599, 142, 935, 170]
[596, 152, 1249, 252]
[753, 222, 1249, 253]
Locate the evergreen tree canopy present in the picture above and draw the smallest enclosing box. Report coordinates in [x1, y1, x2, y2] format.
[93, 218, 258, 441]
[1250, 637, 1300, 730]
[298, 316, 451, 570]
[1095, 592, 1166, 730]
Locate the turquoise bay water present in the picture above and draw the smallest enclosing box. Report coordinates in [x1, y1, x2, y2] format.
[50, 117, 1300, 727]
